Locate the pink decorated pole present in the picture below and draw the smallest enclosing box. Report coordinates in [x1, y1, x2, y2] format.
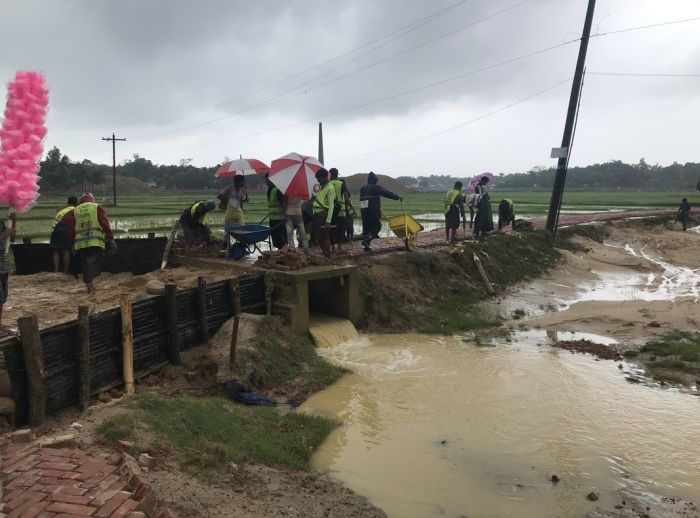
[0, 71, 49, 250]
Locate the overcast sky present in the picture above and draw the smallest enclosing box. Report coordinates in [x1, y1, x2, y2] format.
[1, 0, 699, 177]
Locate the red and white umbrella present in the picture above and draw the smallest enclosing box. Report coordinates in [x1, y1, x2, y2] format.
[269, 152, 324, 200]
[215, 158, 270, 178]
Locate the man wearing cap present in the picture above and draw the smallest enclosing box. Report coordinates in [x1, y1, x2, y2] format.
[63, 193, 116, 294]
[179, 200, 217, 252]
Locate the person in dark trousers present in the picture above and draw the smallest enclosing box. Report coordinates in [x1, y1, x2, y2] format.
[329, 168, 353, 253]
[472, 175, 493, 239]
[498, 198, 515, 231]
[179, 200, 217, 252]
[312, 168, 335, 258]
[677, 198, 691, 231]
[266, 175, 287, 249]
[50, 195, 78, 274]
[63, 193, 117, 295]
[0, 213, 16, 337]
[360, 171, 401, 251]
[443, 181, 465, 243]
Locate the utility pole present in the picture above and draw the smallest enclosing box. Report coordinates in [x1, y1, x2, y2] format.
[545, 0, 596, 234]
[102, 132, 126, 206]
[318, 122, 324, 165]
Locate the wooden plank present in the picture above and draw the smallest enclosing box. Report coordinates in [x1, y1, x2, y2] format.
[160, 221, 181, 270]
[472, 253, 495, 295]
[164, 283, 181, 366]
[18, 315, 45, 425]
[77, 305, 91, 411]
[228, 279, 242, 369]
[120, 294, 135, 394]
[197, 276, 210, 344]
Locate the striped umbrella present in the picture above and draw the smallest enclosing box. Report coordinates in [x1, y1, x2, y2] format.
[215, 158, 270, 178]
[269, 152, 324, 200]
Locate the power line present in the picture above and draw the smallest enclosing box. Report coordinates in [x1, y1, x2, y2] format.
[332, 77, 572, 165]
[143, 0, 530, 139]
[588, 71, 700, 78]
[141, 0, 470, 131]
[589, 15, 700, 38]
[170, 39, 576, 153]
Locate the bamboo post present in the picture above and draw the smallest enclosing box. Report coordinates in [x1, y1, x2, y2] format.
[18, 315, 45, 425]
[228, 279, 242, 369]
[164, 283, 181, 365]
[120, 294, 135, 394]
[197, 276, 210, 344]
[77, 305, 91, 411]
[264, 272, 273, 316]
[472, 253, 495, 295]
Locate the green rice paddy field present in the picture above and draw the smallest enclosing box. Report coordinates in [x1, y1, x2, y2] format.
[2, 190, 691, 241]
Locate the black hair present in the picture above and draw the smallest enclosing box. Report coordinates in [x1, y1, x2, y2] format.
[329, 167, 339, 179]
[454, 181, 463, 189]
[67, 196, 78, 205]
[315, 168, 329, 180]
[234, 175, 245, 186]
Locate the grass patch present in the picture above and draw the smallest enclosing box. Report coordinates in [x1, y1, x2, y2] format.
[640, 330, 700, 364]
[555, 224, 609, 251]
[95, 395, 337, 478]
[242, 316, 347, 399]
[418, 289, 501, 335]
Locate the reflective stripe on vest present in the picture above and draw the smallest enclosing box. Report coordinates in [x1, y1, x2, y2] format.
[52, 206, 74, 229]
[191, 202, 209, 225]
[330, 180, 345, 216]
[313, 183, 335, 213]
[267, 187, 283, 220]
[444, 189, 460, 214]
[74, 202, 105, 250]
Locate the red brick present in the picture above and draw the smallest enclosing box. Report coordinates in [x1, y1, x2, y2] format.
[4, 488, 27, 502]
[126, 513, 145, 518]
[61, 472, 83, 480]
[48, 492, 93, 505]
[7, 492, 46, 517]
[94, 491, 131, 517]
[37, 512, 57, 518]
[37, 462, 78, 472]
[110, 498, 138, 517]
[12, 498, 50, 518]
[2, 453, 40, 474]
[54, 487, 88, 497]
[7, 473, 40, 488]
[6, 490, 44, 511]
[91, 489, 120, 507]
[40, 469, 75, 478]
[45, 501, 97, 516]
[38, 477, 81, 487]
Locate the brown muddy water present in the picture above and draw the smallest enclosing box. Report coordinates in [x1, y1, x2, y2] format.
[300, 332, 700, 518]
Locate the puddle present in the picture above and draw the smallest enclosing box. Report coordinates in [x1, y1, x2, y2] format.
[300, 333, 700, 518]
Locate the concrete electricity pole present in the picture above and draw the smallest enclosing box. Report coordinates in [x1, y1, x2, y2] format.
[102, 132, 126, 206]
[545, 0, 596, 234]
[318, 122, 324, 165]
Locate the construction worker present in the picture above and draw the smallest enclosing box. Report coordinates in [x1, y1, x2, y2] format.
[676, 198, 691, 231]
[498, 199, 516, 231]
[329, 168, 353, 252]
[63, 193, 116, 294]
[179, 200, 216, 252]
[49, 195, 78, 274]
[312, 168, 335, 258]
[444, 181, 465, 243]
[360, 171, 401, 251]
[266, 175, 287, 249]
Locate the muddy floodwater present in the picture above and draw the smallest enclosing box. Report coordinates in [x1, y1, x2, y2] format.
[300, 332, 700, 518]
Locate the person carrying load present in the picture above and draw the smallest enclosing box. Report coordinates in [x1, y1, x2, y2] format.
[63, 193, 116, 294]
[443, 181, 465, 243]
[180, 200, 217, 252]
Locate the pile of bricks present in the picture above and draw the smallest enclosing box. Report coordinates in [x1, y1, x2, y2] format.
[0, 429, 170, 518]
[254, 249, 310, 271]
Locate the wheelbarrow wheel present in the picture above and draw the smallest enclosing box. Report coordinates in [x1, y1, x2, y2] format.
[404, 234, 417, 252]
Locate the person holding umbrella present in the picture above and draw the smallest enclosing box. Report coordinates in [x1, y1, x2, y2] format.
[312, 168, 335, 258]
[472, 175, 494, 239]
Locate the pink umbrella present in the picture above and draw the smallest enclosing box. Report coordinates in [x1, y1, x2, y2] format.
[467, 172, 495, 193]
[269, 152, 324, 200]
[215, 158, 270, 178]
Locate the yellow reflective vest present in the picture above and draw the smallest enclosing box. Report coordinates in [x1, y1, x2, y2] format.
[267, 187, 283, 220]
[74, 202, 105, 251]
[52, 206, 74, 230]
[444, 189, 461, 214]
[330, 179, 345, 217]
[191, 202, 209, 225]
[313, 183, 336, 214]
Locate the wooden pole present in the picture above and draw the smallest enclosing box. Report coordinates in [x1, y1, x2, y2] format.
[228, 279, 242, 369]
[18, 315, 45, 426]
[161, 221, 181, 270]
[77, 305, 91, 411]
[264, 272, 273, 316]
[472, 253, 495, 295]
[164, 283, 181, 365]
[197, 276, 210, 344]
[120, 294, 135, 394]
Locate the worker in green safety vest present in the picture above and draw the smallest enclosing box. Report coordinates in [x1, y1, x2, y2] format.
[444, 181, 466, 243]
[49, 195, 78, 274]
[312, 168, 335, 258]
[63, 193, 116, 294]
[328, 168, 354, 253]
[179, 200, 217, 252]
[265, 175, 287, 249]
[498, 198, 516, 231]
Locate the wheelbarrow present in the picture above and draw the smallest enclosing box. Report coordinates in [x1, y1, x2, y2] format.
[383, 200, 424, 251]
[225, 220, 285, 260]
